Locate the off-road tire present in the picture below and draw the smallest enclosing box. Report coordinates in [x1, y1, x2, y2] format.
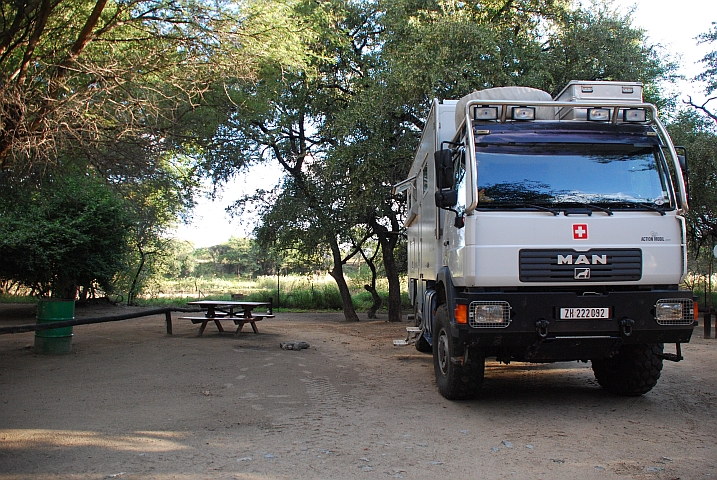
[591, 344, 663, 396]
[414, 312, 432, 353]
[415, 333, 432, 353]
[433, 304, 484, 399]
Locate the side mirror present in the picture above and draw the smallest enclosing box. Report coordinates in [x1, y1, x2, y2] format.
[434, 149, 454, 189]
[435, 189, 458, 208]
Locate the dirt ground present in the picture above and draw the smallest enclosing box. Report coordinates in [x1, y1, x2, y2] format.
[1, 303, 717, 480]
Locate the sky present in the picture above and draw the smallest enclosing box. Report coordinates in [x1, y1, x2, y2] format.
[171, 0, 717, 248]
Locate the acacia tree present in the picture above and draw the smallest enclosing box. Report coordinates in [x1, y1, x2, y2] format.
[0, 0, 313, 175]
[206, 0, 375, 321]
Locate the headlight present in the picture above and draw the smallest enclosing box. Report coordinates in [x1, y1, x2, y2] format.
[469, 301, 511, 328]
[655, 299, 694, 325]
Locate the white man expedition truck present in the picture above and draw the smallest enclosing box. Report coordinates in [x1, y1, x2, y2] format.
[393, 81, 696, 400]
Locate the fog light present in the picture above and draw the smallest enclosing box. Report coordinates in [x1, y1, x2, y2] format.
[469, 301, 511, 328]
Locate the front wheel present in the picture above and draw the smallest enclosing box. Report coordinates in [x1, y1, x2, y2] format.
[433, 304, 484, 399]
[591, 344, 664, 396]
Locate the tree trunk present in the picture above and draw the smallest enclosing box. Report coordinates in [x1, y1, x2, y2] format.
[127, 249, 146, 306]
[371, 217, 402, 322]
[328, 237, 359, 322]
[364, 284, 382, 319]
[380, 237, 402, 322]
[360, 242, 382, 319]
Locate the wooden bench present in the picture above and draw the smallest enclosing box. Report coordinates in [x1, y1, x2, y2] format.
[174, 316, 235, 336]
[169, 298, 275, 336]
[233, 299, 275, 334]
[233, 312, 275, 334]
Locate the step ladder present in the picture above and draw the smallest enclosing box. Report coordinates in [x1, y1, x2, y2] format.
[393, 326, 422, 347]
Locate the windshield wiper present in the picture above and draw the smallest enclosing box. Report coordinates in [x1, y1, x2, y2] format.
[526, 204, 560, 216]
[553, 202, 613, 216]
[603, 201, 667, 216]
[479, 203, 560, 215]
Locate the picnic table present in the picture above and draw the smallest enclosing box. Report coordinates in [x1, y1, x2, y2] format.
[167, 300, 274, 336]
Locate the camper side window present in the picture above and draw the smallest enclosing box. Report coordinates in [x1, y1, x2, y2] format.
[422, 163, 429, 196]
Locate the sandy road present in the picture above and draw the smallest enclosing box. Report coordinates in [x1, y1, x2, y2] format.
[1, 303, 717, 479]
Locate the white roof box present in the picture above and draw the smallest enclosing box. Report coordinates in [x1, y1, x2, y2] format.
[555, 80, 643, 103]
[554, 81, 643, 120]
[454, 86, 554, 129]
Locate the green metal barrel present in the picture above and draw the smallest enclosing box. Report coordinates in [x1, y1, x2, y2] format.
[34, 299, 74, 354]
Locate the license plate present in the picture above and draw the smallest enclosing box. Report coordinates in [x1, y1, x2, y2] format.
[560, 307, 610, 319]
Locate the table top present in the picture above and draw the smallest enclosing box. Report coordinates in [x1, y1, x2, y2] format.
[187, 300, 270, 307]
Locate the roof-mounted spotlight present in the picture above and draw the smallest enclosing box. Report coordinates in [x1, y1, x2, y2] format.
[511, 106, 535, 121]
[587, 108, 610, 122]
[623, 108, 646, 122]
[473, 106, 499, 121]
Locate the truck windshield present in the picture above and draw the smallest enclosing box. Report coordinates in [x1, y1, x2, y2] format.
[475, 144, 672, 210]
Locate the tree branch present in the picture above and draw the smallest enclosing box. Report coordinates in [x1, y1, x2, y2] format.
[685, 95, 717, 124]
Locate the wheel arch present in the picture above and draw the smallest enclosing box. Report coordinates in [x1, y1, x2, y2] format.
[435, 267, 458, 322]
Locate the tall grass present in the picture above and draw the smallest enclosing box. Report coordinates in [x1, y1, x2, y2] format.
[141, 274, 409, 311]
[0, 293, 37, 304]
[0, 274, 410, 312]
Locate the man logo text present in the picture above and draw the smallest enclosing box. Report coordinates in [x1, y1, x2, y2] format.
[557, 254, 608, 265]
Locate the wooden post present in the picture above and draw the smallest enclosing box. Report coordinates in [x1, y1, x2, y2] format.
[165, 311, 173, 335]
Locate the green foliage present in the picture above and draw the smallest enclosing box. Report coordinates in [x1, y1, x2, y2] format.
[112, 153, 199, 304]
[697, 22, 717, 95]
[539, 4, 676, 98]
[668, 111, 717, 254]
[0, 170, 133, 298]
[0, 0, 317, 173]
[688, 22, 717, 124]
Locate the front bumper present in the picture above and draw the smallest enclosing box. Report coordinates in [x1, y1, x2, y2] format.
[451, 289, 695, 362]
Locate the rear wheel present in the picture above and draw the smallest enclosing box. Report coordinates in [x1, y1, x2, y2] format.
[415, 333, 432, 353]
[591, 344, 663, 396]
[414, 312, 432, 353]
[433, 304, 484, 399]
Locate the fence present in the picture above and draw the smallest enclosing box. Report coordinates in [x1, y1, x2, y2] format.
[0, 307, 197, 335]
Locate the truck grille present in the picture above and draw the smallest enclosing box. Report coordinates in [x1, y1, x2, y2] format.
[519, 249, 642, 282]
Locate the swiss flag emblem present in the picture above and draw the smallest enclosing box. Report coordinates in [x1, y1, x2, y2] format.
[573, 224, 588, 240]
